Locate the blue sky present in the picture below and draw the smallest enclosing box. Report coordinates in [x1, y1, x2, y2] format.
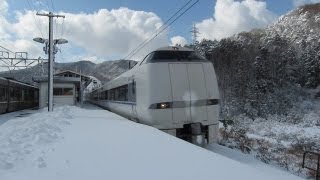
[8, 0, 294, 42]
[0, 0, 318, 63]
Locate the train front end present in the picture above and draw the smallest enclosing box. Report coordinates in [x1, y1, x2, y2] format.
[140, 46, 220, 144]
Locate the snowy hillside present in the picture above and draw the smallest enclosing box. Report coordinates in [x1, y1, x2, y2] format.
[0, 59, 135, 85]
[0, 105, 301, 180]
[193, 3, 320, 178]
[268, 4, 320, 48]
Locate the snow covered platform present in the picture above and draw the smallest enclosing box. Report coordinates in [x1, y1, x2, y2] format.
[0, 105, 302, 180]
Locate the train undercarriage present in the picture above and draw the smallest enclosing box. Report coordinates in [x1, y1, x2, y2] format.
[162, 123, 219, 146]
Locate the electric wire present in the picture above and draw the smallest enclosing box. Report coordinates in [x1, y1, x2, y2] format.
[123, 0, 195, 60]
[0, 45, 15, 54]
[124, 0, 199, 59]
[50, 0, 55, 12]
[26, 0, 45, 38]
[123, 0, 199, 60]
[61, 18, 65, 37]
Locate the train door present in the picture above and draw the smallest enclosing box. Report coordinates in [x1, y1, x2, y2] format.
[187, 63, 208, 122]
[129, 78, 138, 122]
[169, 63, 191, 123]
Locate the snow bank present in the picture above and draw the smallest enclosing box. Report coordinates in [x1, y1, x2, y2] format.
[219, 109, 320, 178]
[0, 105, 301, 180]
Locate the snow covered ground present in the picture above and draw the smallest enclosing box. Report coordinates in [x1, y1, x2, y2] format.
[0, 105, 302, 180]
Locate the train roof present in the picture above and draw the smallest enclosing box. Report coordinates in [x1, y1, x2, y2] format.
[154, 46, 193, 52]
[0, 76, 38, 88]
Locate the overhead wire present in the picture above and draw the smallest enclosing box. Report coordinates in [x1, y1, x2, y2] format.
[123, 0, 194, 60]
[123, 0, 199, 60]
[61, 18, 65, 37]
[26, 0, 45, 38]
[0, 45, 15, 54]
[50, 0, 55, 12]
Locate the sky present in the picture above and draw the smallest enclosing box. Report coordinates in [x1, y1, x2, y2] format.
[0, 0, 319, 63]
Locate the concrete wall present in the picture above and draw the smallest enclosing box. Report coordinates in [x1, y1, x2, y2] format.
[53, 83, 75, 106]
[39, 83, 48, 109]
[39, 82, 76, 108]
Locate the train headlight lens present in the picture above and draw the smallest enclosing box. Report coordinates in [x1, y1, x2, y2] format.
[207, 99, 219, 105]
[160, 103, 168, 109]
[149, 102, 171, 109]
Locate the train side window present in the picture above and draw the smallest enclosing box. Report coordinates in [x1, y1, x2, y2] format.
[118, 85, 128, 101]
[0, 86, 6, 101]
[16, 87, 20, 101]
[21, 89, 25, 101]
[133, 81, 136, 102]
[9, 87, 13, 101]
[99, 91, 104, 100]
[109, 89, 115, 101]
[129, 81, 136, 102]
[105, 90, 108, 100]
[10, 87, 19, 101]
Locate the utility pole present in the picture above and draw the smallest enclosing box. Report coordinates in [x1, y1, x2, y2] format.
[190, 23, 200, 46]
[36, 12, 65, 112]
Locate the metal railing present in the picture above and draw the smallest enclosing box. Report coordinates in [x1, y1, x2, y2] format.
[302, 151, 320, 180]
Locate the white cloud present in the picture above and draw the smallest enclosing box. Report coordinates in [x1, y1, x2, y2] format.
[0, 0, 8, 15]
[196, 0, 277, 40]
[62, 8, 168, 60]
[0, 2, 170, 63]
[293, 0, 320, 7]
[170, 36, 188, 46]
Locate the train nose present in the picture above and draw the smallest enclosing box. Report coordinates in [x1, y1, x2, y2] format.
[168, 63, 208, 124]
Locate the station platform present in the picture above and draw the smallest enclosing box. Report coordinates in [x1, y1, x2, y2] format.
[0, 105, 302, 180]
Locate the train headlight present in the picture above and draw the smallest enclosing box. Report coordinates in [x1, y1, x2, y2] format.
[160, 103, 169, 109]
[149, 102, 171, 109]
[207, 99, 219, 105]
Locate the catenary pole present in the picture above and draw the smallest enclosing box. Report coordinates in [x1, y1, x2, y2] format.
[37, 12, 65, 112]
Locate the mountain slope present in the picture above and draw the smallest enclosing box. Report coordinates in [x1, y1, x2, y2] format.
[195, 3, 320, 178]
[0, 60, 135, 85]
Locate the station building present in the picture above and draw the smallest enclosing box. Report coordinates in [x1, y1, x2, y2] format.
[33, 70, 91, 108]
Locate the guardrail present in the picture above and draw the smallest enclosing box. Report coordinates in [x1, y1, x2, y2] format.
[302, 151, 320, 180]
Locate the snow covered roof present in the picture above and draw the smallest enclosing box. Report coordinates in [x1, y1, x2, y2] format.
[54, 70, 91, 81]
[32, 76, 81, 83]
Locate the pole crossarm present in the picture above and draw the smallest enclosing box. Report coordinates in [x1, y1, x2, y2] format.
[36, 12, 65, 18]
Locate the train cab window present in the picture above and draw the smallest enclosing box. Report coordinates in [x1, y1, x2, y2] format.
[151, 51, 179, 60]
[178, 51, 206, 61]
[140, 52, 154, 65]
[146, 50, 207, 63]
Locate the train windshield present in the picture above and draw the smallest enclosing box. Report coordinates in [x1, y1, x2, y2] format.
[146, 50, 207, 63]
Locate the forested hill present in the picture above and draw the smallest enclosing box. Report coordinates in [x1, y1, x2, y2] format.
[0, 60, 135, 85]
[196, 3, 320, 119]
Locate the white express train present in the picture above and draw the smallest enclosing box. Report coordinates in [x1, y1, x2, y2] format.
[88, 46, 220, 144]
